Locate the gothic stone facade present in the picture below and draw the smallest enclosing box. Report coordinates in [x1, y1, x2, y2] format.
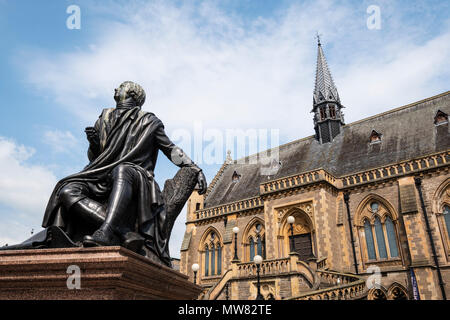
[180, 91, 450, 300]
[179, 44, 450, 300]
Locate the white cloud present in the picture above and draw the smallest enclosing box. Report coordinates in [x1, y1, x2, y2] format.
[0, 137, 57, 245]
[43, 129, 79, 153]
[22, 1, 450, 142]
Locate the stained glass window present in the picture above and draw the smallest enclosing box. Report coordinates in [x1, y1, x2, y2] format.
[249, 238, 255, 261]
[217, 245, 222, 275]
[375, 217, 388, 259]
[205, 245, 209, 276]
[257, 236, 263, 257]
[385, 217, 399, 258]
[385, 217, 398, 258]
[262, 237, 266, 259]
[371, 202, 379, 212]
[211, 244, 216, 275]
[444, 205, 450, 239]
[364, 220, 376, 260]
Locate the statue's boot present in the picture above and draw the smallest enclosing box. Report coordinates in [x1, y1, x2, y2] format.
[83, 165, 134, 248]
[83, 224, 121, 247]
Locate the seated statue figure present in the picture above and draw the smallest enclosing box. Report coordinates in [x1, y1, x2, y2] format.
[1, 81, 207, 267]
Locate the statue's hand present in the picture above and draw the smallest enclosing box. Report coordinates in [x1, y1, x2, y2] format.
[197, 170, 207, 195]
[85, 127, 99, 146]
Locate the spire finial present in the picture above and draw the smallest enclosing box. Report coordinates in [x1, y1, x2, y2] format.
[316, 31, 322, 46]
[226, 150, 232, 164]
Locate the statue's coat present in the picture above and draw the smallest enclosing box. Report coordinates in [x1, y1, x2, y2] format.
[43, 106, 178, 263]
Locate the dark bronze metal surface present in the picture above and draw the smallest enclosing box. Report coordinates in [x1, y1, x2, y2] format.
[0, 82, 207, 268]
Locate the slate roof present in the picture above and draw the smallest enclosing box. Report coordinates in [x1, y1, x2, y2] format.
[204, 91, 450, 208]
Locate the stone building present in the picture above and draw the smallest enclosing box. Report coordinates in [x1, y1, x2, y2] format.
[179, 41, 450, 300]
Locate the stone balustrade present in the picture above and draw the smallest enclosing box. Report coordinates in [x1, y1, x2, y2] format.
[290, 270, 367, 300]
[237, 257, 291, 278]
[195, 196, 263, 221]
[341, 151, 449, 187]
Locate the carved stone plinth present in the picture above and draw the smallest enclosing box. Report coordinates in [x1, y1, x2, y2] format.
[0, 246, 202, 300]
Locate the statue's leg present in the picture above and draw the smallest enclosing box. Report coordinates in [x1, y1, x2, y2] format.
[59, 182, 106, 229]
[83, 164, 139, 247]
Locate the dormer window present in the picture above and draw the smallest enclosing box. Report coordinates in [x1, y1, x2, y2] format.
[320, 107, 327, 120]
[370, 130, 382, 144]
[434, 110, 448, 126]
[232, 171, 241, 182]
[329, 105, 336, 119]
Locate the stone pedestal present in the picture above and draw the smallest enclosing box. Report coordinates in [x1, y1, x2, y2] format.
[0, 246, 202, 300]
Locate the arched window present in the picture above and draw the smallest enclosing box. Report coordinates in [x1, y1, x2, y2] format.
[244, 220, 266, 262]
[374, 217, 388, 259]
[364, 220, 376, 260]
[434, 183, 450, 258]
[205, 245, 209, 276]
[359, 199, 401, 263]
[200, 229, 223, 278]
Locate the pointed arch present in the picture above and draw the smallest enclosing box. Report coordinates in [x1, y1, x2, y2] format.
[387, 283, 408, 300]
[278, 207, 315, 237]
[199, 227, 223, 277]
[199, 226, 223, 246]
[434, 109, 448, 125]
[432, 177, 450, 259]
[242, 217, 266, 261]
[241, 217, 265, 244]
[278, 207, 315, 260]
[368, 286, 388, 300]
[354, 194, 398, 227]
[356, 194, 402, 265]
[432, 177, 450, 213]
[369, 130, 382, 143]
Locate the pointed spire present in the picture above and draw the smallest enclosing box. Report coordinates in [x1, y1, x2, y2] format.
[311, 37, 345, 144]
[313, 39, 340, 107]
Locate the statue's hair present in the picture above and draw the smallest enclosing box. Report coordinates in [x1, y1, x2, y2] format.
[120, 81, 146, 107]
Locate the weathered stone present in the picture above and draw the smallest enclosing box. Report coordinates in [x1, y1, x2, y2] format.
[0, 246, 202, 300]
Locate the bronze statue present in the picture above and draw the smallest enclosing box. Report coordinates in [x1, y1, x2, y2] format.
[1, 81, 206, 267]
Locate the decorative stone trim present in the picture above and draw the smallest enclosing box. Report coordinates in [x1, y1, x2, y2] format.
[192, 151, 449, 223]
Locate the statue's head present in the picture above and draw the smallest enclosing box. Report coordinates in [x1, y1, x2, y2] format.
[114, 81, 146, 108]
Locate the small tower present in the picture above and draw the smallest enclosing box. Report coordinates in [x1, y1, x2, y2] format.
[187, 185, 204, 221]
[312, 37, 345, 143]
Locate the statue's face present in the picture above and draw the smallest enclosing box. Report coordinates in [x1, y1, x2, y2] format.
[114, 83, 132, 103]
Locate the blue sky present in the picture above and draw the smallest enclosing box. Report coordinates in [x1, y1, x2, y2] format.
[0, 0, 449, 257]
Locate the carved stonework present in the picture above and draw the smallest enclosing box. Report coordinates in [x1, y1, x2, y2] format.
[276, 201, 314, 224]
[444, 186, 450, 203]
[355, 196, 397, 226]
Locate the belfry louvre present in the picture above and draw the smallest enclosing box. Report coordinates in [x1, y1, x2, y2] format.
[180, 41, 450, 300]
